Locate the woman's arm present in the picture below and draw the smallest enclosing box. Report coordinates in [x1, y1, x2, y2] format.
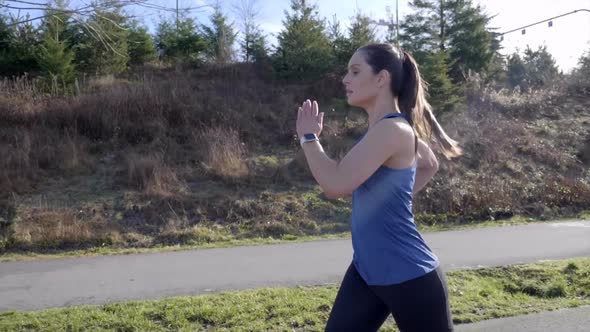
[413, 139, 439, 195]
[301, 120, 413, 199]
[297, 100, 413, 199]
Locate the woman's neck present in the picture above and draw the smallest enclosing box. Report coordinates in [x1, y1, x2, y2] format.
[366, 94, 400, 129]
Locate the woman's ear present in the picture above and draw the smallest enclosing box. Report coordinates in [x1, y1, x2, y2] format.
[377, 69, 390, 88]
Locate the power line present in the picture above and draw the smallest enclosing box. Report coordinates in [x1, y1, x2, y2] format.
[500, 8, 590, 37]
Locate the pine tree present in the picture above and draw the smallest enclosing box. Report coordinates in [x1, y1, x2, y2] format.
[234, 0, 268, 63]
[155, 16, 206, 64]
[0, 12, 10, 51]
[247, 30, 268, 64]
[399, 0, 442, 65]
[0, 16, 40, 77]
[523, 45, 559, 88]
[327, 15, 349, 69]
[240, 24, 266, 63]
[201, 4, 238, 64]
[36, 0, 76, 91]
[327, 12, 377, 70]
[384, 10, 397, 44]
[127, 20, 156, 65]
[347, 12, 377, 51]
[422, 50, 462, 113]
[487, 52, 507, 86]
[506, 52, 527, 89]
[272, 0, 333, 80]
[576, 49, 590, 77]
[446, 0, 497, 81]
[74, 1, 129, 75]
[400, 0, 497, 81]
[0, 13, 14, 76]
[400, 0, 457, 113]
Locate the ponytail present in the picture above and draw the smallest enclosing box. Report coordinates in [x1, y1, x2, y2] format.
[398, 51, 419, 127]
[359, 43, 463, 159]
[399, 50, 462, 159]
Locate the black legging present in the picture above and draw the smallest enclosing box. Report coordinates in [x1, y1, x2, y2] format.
[325, 263, 454, 332]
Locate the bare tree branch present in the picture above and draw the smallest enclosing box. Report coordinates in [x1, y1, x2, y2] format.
[0, 0, 212, 58]
[1, 0, 212, 26]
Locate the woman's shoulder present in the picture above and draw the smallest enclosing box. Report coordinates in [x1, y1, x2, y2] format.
[381, 115, 414, 138]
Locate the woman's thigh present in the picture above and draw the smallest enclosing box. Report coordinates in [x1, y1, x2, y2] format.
[325, 263, 390, 332]
[371, 267, 454, 332]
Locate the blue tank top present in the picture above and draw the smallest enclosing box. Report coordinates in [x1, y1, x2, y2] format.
[351, 113, 439, 285]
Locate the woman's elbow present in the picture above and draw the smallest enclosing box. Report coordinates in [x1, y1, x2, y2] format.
[323, 187, 350, 199]
[323, 192, 338, 199]
[431, 157, 439, 173]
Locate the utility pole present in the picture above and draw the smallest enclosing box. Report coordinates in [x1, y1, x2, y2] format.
[375, 1, 399, 45]
[396, 0, 399, 44]
[176, 0, 179, 32]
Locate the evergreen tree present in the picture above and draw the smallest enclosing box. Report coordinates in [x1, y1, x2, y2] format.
[327, 15, 349, 69]
[506, 51, 527, 89]
[399, 0, 442, 65]
[127, 19, 156, 65]
[398, 0, 498, 112]
[400, 0, 497, 81]
[0, 11, 10, 51]
[74, 1, 129, 75]
[400, 0, 457, 113]
[347, 11, 377, 51]
[201, 4, 238, 64]
[272, 0, 333, 80]
[155, 16, 206, 64]
[0, 12, 14, 76]
[328, 12, 377, 70]
[523, 45, 559, 88]
[36, 0, 76, 90]
[422, 50, 462, 113]
[446, 0, 497, 81]
[576, 49, 590, 77]
[0, 16, 40, 76]
[384, 10, 397, 44]
[233, 0, 268, 62]
[486, 52, 507, 86]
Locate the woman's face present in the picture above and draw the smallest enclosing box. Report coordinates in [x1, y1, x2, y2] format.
[342, 51, 381, 108]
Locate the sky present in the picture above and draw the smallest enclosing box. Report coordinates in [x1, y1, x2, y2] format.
[5, 0, 590, 72]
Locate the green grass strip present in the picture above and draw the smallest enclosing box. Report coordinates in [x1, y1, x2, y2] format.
[1, 258, 588, 331]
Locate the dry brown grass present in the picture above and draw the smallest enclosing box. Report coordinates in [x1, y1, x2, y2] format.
[124, 153, 188, 198]
[0, 63, 296, 194]
[0, 127, 94, 199]
[195, 126, 250, 180]
[1, 63, 589, 253]
[0, 75, 43, 101]
[11, 207, 118, 250]
[414, 80, 590, 221]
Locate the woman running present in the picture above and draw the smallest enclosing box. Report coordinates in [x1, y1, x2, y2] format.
[296, 43, 462, 332]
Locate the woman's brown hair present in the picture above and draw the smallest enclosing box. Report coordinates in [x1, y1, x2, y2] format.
[358, 43, 462, 159]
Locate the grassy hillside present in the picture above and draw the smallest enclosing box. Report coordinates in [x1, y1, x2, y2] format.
[0, 63, 589, 254]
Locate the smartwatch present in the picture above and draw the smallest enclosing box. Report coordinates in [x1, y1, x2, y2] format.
[300, 133, 319, 147]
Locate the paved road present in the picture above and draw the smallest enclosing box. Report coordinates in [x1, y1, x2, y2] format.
[0, 220, 589, 312]
[456, 305, 590, 332]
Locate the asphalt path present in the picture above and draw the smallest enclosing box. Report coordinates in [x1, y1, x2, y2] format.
[456, 305, 590, 332]
[1, 220, 589, 312]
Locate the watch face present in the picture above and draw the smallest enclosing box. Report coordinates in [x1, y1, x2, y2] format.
[304, 133, 316, 140]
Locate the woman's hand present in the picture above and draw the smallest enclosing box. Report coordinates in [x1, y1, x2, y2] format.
[297, 99, 324, 138]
